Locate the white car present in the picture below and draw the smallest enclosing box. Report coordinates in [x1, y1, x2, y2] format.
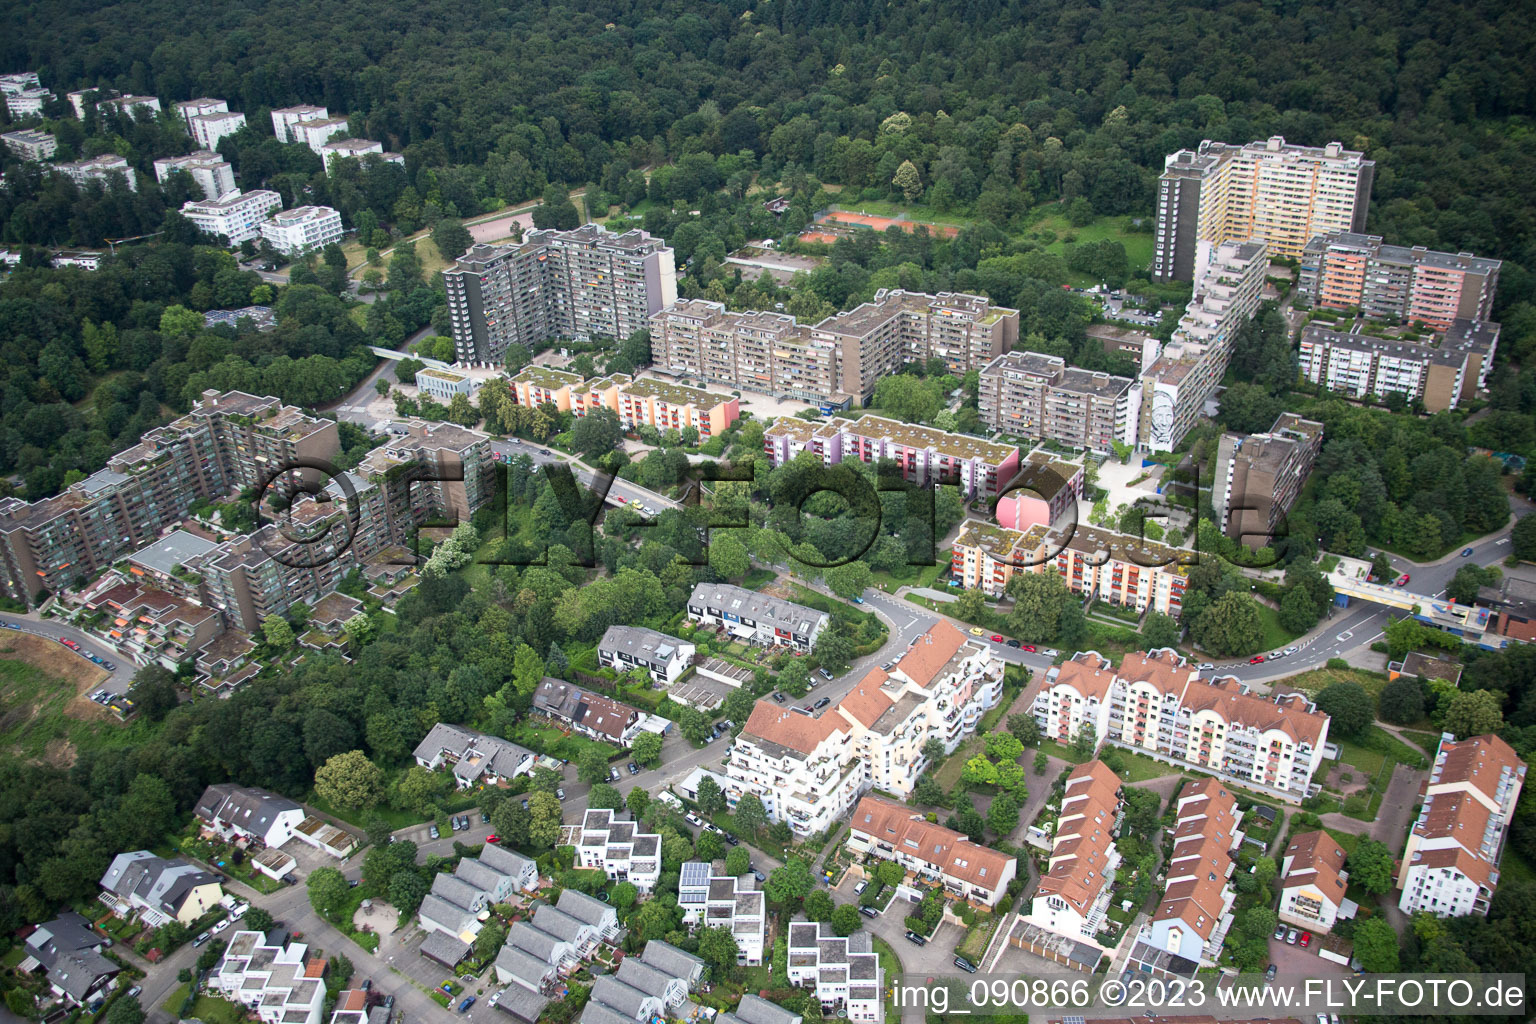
[686, 813, 703, 826]
[1283, 646, 1298, 656]
[213, 919, 231, 933]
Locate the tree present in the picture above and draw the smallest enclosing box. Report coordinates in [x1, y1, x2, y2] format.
[1278, 585, 1321, 635]
[533, 184, 580, 230]
[105, 998, 145, 1024]
[735, 793, 767, 834]
[626, 786, 650, 818]
[765, 857, 814, 908]
[632, 731, 663, 766]
[725, 846, 752, 877]
[1513, 513, 1536, 562]
[572, 408, 624, 458]
[1191, 592, 1265, 656]
[984, 733, 1024, 764]
[527, 791, 564, 847]
[1241, 906, 1278, 940]
[1378, 676, 1426, 724]
[803, 889, 834, 922]
[987, 790, 1021, 835]
[587, 783, 622, 810]
[831, 903, 862, 936]
[307, 867, 348, 920]
[1442, 688, 1505, 738]
[610, 881, 639, 912]
[893, 160, 923, 201]
[1033, 750, 1050, 774]
[473, 919, 507, 962]
[1007, 572, 1073, 642]
[1313, 682, 1374, 738]
[262, 614, 295, 650]
[1348, 838, 1395, 894]
[397, 765, 449, 815]
[961, 755, 998, 787]
[696, 830, 725, 861]
[698, 925, 741, 976]
[244, 907, 274, 933]
[388, 870, 429, 916]
[314, 750, 384, 810]
[1142, 612, 1181, 650]
[708, 533, 751, 581]
[431, 218, 473, 262]
[1008, 714, 1042, 747]
[1071, 722, 1098, 760]
[696, 775, 726, 815]
[825, 560, 874, 600]
[1352, 917, 1400, 972]
[577, 746, 612, 784]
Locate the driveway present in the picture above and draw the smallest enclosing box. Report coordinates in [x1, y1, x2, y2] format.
[1267, 933, 1349, 983]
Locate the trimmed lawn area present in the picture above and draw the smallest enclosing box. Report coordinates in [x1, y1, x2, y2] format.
[189, 996, 247, 1024]
[1039, 738, 1179, 783]
[870, 551, 950, 593]
[1253, 602, 1303, 652]
[510, 721, 617, 762]
[1335, 726, 1429, 780]
[870, 936, 905, 1020]
[827, 198, 975, 229]
[160, 983, 191, 1015]
[1401, 729, 1443, 757]
[933, 735, 983, 791]
[1323, 828, 1361, 856]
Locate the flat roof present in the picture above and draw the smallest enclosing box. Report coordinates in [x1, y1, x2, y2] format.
[128, 530, 220, 576]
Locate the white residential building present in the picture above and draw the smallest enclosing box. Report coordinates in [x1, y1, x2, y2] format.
[271, 105, 328, 143]
[67, 87, 114, 118]
[1026, 760, 1123, 948]
[293, 117, 351, 155]
[98, 95, 161, 118]
[598, 624, 695, 685]
[575, 808, 661, 892]
[1278, 830, 1351, 933]
[153, 151, 237, 199]
[57, 154, 138, 192]
[1031, 649, 1331, 802]
[723, 621, 1005, 838]
[678, 862, 767, 964]
[209, 930, 325, 1024]
[188, 110, 247, 151]
[193, 783, 305, 848]
[98, 852, 223, 928]
[2, 128, 55, 161]
[1136, 778, 1243, 972]
[174, 97, 228, 129]
[786, 921, 883, 1023]
[4, 88, 53, 118]
[687, 582, 828, 650]
[1398, 732, 1527, 917]
[182, 189, 282, 246]
[321, 138, 382, 170]
[847, 795, 1016, 907]
[260, 205, 343, 257]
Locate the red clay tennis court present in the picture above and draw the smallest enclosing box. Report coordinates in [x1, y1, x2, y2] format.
[821, 210, 961, 238]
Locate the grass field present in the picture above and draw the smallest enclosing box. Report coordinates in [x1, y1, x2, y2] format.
[1334, 726, 1429, 783]
[827, 198, 975, 228]
[0, 636, 147, 764]
[1034, 214, 1156, 274]
[188, 995, 247, 1024]
[1038, 738, 1180, 783]
[1283, 664, 1393, 699]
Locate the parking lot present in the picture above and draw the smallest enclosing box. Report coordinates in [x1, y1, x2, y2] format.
[829, 865, 963, 977]
[1267, 931, 1351, 981]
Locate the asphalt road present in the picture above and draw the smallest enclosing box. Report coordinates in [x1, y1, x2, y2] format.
[1, 611, 137, 692]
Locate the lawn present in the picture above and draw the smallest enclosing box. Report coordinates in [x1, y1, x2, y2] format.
[1034, 214, 1156, 275]
[1400, 729, 1443, 757]
[1039, 738, 1179, 783]
[826, 198, 976, 228]
[955, 910, 998, 961]
[869, 550, 950, 593]
[1253, 602, 1303, 652]
[870, 936, 905, 1017]
[188, 996, 247, 1024]
[0, 649, 153, 762]
[1334, 726, 1429, 781]
[160, 983, 191, 1015]
[509, 721, 617, 763]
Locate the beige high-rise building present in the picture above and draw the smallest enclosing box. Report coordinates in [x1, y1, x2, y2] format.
[1152, 136, 1374, 281]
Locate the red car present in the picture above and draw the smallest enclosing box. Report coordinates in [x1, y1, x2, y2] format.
[1022, 644, 1037, 653]
[990, 634, 1004, 643]
[1299, 931, 1312, 948]
[1396, 574, 1411, 586]
[485, 835, 499, 844]
[62, 639, 79, 649]
[1249, 654, 1266, 664]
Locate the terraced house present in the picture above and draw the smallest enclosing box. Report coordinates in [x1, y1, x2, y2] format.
[678, 861, 767, 964]
[575, 809, 662, 892]
[847, 795, 1016, 907]
[786, 921, 883, 1023]
[1026, 760, 1124, 949]
[762, 414, 1020, 499]
[687, 582, 828, 650]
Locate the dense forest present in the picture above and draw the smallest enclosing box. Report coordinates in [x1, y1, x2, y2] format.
[0, 0, 1533, 283]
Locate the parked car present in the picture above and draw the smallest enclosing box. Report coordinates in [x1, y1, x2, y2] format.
[1265, 964, 1277, 982]
[1005, 639, 1021, 648]
[813, 697, 830, 710]
[126, 987, 141, 999]
[1199, 662, 1214, 671]
[968, 627, 985, 637]
[458, 997, 476, 1013]
[1462, 547, 1476, 557]
[1396, 573, 1411, 586]
[990, 634, 1004, 643]
[1249, 654, 1266, 664]
[853, 880, 868, 895]
[723, 832, 739, 846]
[953, 956, 978, 974]
[609, 767, 621, 782]
[540, 449, 553, 457]
[1273, 924, 1287, 940]
[361, 980, 372, 992]
[859, 905, 879, 918]
[481, 811, 491, 823]
[772, 691, 786, 703]
[1021, 644, 1036, 653]
[702, 822, 722, 834]
[556, 788, 565, 800]
[193, 932, 211, 948]
[1042, 649, 1059, 658]
[103, 662, 116, 671]
[686, 813, 703, 826]
[752, 870, 766, 882]
[520, 798, 529, 810]
[1299, 931, 1312, 948]
[383, 996, 394, 1011]
[1285, 927, 1299, 944]
[904, 931, 927, 946]
[818, 668, 833, 680]
[485, 835, 499, 844]
[348, 879, 360, 888]
[628, 762, 640, 775]
[1283, 646, 1298, 657]
[429, 824, 440, 839]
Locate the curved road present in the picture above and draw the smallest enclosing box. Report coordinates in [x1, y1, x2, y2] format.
[1, 610, 137, 692]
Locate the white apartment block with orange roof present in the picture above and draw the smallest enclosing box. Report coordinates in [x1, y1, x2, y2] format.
[1398, 732, 1526, 917]
[1031, 649, 1331, 803]
[1135, 778, 1243, 971]
[848, 795, 1016, 907]
[610, 376, 740, 438]
[1027, 760, 1124, 946]
[1278, 830, 1351, 932]
[723, 621, 1004, 837]
[762, 415, 1020, 499]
